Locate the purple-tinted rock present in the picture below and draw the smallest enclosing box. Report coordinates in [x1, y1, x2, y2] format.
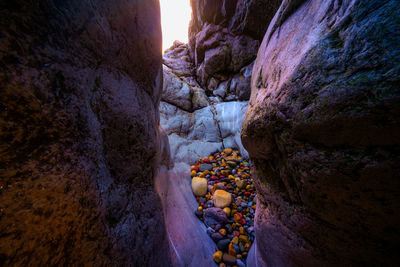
[243, 0, 400, 266]
[0, 0, 170, 266]
[217, 239, 231, 251]
[211, 232, 224, 242]
[188, 0, 280, 98]
[203, 207, 228, 227]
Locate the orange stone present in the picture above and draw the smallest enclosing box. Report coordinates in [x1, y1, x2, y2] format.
[228, 243, 237, 256]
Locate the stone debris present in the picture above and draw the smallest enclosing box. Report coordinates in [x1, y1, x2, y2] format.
[191, 149, 256, 266]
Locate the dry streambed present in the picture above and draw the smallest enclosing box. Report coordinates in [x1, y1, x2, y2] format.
[190, 148, 256, 266]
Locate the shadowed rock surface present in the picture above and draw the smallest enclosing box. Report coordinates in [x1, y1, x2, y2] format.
[242, 0, 400, 266]
[0, 0, 171, 266]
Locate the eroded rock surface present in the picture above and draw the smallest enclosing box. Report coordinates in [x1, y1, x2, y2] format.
[160, 101, 248, 165]
[0, 1, 170, 266]
[242, 0, 400, 266]
[170, 0, 282, 101]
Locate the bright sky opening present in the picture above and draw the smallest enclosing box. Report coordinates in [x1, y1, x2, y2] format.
[160, 0, 192, 53]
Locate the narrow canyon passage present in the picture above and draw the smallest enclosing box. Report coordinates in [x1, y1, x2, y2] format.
[155, 1, 270, 265]
[0, 0, 399, 266]
[157, 0, 400, 266]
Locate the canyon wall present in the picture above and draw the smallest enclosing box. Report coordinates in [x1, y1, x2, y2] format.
[242, 0, 400, 266]
[158, 1, 281, 266]
[0, 0, 171, 266]
[161, 0, 281, 165]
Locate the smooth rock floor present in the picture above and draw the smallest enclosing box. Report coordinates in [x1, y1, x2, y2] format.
[156, 163, 216, 266]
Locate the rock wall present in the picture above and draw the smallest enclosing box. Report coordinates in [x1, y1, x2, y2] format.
[157, 2, 283, 266]
[0, 0, 171, 266]
[160, 0, 282, 166]
[184, 0, 281, 101]
[242, 0, 400, 266]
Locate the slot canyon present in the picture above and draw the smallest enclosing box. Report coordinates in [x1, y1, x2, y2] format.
[0, 0, 399, 266]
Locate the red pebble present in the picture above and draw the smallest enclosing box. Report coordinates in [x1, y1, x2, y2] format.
[244, 192, 250, 196]
[203, 158, 210, 164]
[201, 203, 205, 206]
[191, 166, 199, 172]
[234, 231, 240, 236]
[241, 219, 246, 225]
[211, 176, 219, 181]
[196, 197, 199, 201]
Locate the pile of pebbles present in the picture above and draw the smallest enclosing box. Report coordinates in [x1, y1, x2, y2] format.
[190, 148, 256, 266]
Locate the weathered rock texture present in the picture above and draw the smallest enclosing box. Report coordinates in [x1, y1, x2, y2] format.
[186, 0, 281, 100]
[242, 0, 400, 266]
[160, 0, 282, 167]
[160, 101, 248, 165]
[0, 0, 171, 266]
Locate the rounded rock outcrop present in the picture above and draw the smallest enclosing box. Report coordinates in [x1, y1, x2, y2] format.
[242, 0, 400, 266]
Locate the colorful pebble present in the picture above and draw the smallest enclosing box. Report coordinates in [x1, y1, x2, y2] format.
[190, 149, 257, 264]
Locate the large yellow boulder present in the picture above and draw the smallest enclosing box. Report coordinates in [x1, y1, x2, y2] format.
[213, 190, 232, 208]
[191, 177, 207, 196]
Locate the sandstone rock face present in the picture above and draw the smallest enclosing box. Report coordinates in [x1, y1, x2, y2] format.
[242, 0, 400, 266]
[187, 0, 281, 100]
[0, 1, 171, 266]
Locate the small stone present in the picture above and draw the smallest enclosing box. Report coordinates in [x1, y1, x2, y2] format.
[220, 170, 230, 177]
[217, 182, 225, 189]
[227, 161, 237, 167]
[203, 208, 228, 227]
[217, 239, 231, 251]
[195, 210, 203, 218]
[211, 232, 224, 242]
[222, 253, 236, 265]
[223, 148, 233, 155]
[233, 244, 240, 253]
[233, 213, 241, 223]
[200, 163, 213, 172]
[228, 243, 237, 256]
[213, 251, 223, 263]
[191, 170, 197, 177]
[236, 179, 246, 189]
[239, 243, 245, 253]
[231, 236, 239, 245]
[219, 263, 226, 267]
[191, 166, 199, 172]
[218, 228, 227, 236]
[239, 227, 245, 235]
[192, 177, 207, 196]
[239, 235, 249, 244]
[223, 207, 231, 217]
[213, 190, 232, 208]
